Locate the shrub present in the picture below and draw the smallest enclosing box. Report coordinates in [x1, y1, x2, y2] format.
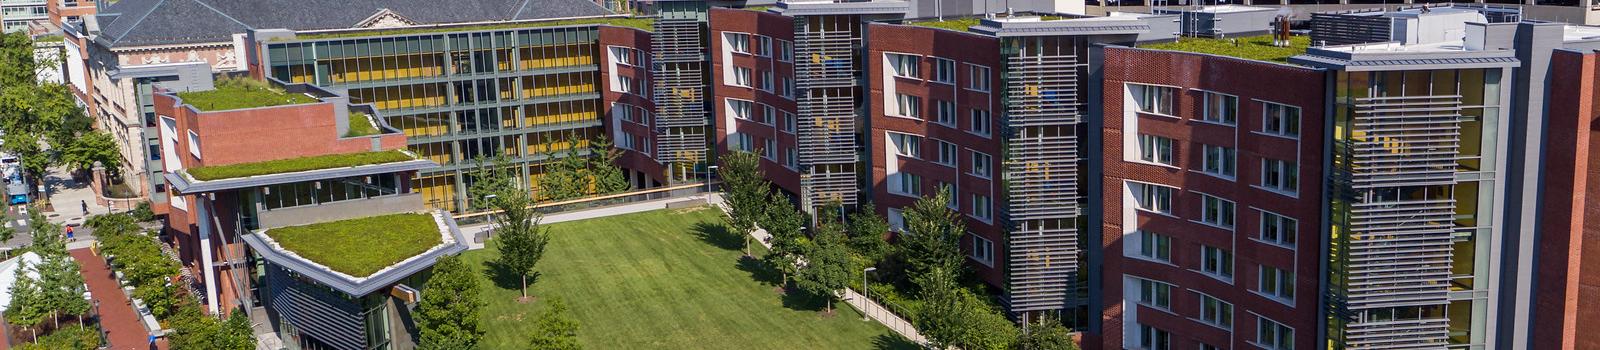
[15, 326, 100, 350]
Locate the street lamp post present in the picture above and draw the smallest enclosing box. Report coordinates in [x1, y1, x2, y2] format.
[482, 194, 498, 240]
[862, 267, 877, 321]
[706, 165, 719, 194]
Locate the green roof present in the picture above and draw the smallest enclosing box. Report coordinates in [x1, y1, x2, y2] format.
[177, 77, 319, 112]
[297, 16, 655, 40]
[185, 150, 416, 181]
[907, 17, 980, 32]
[266, 213, 442, 277]
[344, 111, 381, 137]
[1138, 35, 1310, 63]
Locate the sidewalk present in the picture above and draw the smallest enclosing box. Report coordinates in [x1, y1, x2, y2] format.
[69, 248, 167, 350]
[42, 166, 112, 228]
[707, 194, 929, 346]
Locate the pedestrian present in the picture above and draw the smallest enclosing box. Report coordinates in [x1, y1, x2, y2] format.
[81, 200, 88, 215]
[65, 225, 74, 240]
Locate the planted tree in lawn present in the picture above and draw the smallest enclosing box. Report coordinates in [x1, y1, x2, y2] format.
[761, 191, 808, 288]
[795, 217, 854, 314]
[718, 151, 769, 257]
[899, 187, 966, 291]
[417, 255, 486, 350]
[491, 188, 550, 301]
[845, 202, 891, 263]
[1017, 314, 1079, 350]
[528, 298, 582, 350]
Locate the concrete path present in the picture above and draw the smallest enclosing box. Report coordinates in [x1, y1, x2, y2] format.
[707, 194, 929, 346]
[458, 194, 713, 250]
[41, 166, 113, 228]
[70, 248, 168, 350]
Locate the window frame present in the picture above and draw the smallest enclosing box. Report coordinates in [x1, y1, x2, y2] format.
[1259, 211, 1297, 247]
[1201, 91, 1239, 125]
[1138, 134, 1175, 166]
[1131, 83, 1177, 116]
[888, 53, 920, 79]
[931, 57, 956, 84]
[1199, 294, 1234, 328]
[1202, 144, 1237, 178]
[967, 64, 991, 92]
[1262, 101, 1301, 138]
[1200, 245, 1234, 280]
[969, 109, 992, 137]
[1200, 194, 1236, 228]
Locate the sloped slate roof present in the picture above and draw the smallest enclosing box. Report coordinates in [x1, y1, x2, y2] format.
[95, 0, 615, 48]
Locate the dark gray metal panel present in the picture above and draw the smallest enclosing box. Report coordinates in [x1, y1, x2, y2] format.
[267, 264, 367, 350]
[1310, 12, 1391, 47]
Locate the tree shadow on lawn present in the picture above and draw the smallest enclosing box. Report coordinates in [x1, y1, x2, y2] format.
[482, 259, 541, 292]
[873, 333, 922, 350]
[691, 222, 745, 251]
[736, 255, 783, 287]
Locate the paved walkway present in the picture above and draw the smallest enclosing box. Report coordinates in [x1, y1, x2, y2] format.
[42, 166, 113, 228]
[707, 194, 929, 346]
[69, 248, 167, 350]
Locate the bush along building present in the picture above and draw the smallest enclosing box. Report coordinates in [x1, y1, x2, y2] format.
[151, 76, 467, 350]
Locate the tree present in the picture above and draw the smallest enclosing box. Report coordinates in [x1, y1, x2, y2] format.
[0, 225, 15, 247]
[899, 187, 966, 292]
[528, 298, 582, 350]
[466, 156, 520, 212]
[718, 151, 768, 257]
[6, 260, 47, 341]
[0, 32, 37, 88]
[1017, 315, 1078, 350]
[492, 189, 550, 300]
[845, 202, 891, 263]
[915, 265, 971, 350]
[36, 253, 89, 328]
[794, 218, 854, 314]
[587, 135, 630, 195]
[417, 255, 486, 350]
[167, 303, 254, 350]
[537, 134, 591, 202]
[216, 311, 257, 350]
[761, 192, 808, 288]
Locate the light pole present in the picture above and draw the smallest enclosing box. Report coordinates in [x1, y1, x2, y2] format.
[862, 267, 877, 321]
[706, 165, 719, 194]
[482, 194, 498, 240]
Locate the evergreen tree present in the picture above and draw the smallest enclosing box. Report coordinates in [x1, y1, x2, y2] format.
[417, 255, 486, 350]
[898, 187, 966, 292]
[492, 189, 549, 300]
[760, 192, 809, 287]
[6, 260, 47, 341]
[537, 134, 591, 201]
[528, 298, 582, 350]
[37, 253, 89, 328]
[794, 218, 854, 314]
[587, 135, 630, 195]
[845, 202, 891, 263]
[718, 151, 768, 257]
[466, 156, 519, 212]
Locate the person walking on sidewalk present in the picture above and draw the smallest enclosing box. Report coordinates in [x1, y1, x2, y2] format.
[81, 200, 89, 215]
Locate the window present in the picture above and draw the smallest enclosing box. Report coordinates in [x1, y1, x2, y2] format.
[1263, 102, 1301, 137]
[610, 46, 640, 66]
[935, 100, 956, 126]
[971, 235, 994, 265]
[615, 104, 645, 124]
[1201, 195, 1236, 228]
[785, 148, 798, 169]
[763, 138, 777, 160]
[970, 151, 992, 178]
[1260, 211, 1297, 246]
[888, 53, 919, 78]
[1257, 317, 1294, 350]
[781, 111, 797, 133]
[617, 76, 639, 94]
[1131, 84, 1176, 116]
[1200, 245, 1234, 279]
[1138, 279, 1172, 309]
[1202, 145, 1236, 177]
[889, 132, 922, 158]
[939, 182, 957, 208]
[936, 140, 958, 167]
[780, 77, 795, 99]
[731, 67, 752, 87]
[1138, 230, 1171, 262]
[1200, 344, 1222, 350]
[778, 40, 794, 62]
[619, 132, 638, 150]
[970, 109, 991, 136]
[1261, 159, 1299, 194]
[887, 208, 906, 232]
[755, 35, 773, 57]
[733, 133, 754, 152]
[932, 58, 955, 84]
[758, 70, 774, 91]
[1260, 266, 1295, 301]
[1202, 92, 1238, 124]
[1139, 324, 1171, 350]
[896, 94, 922, 118]
[967, 64, 991, 92]
[760, 104, 776, 125]
[1200, 294, 1233, 328]
[971, 194, 992, 221]
[1138, 134, 1174, 165]
[727, 33, 751, 54]
[1134, 183, 1174, 214]
[729, 99, 753, 120]
[892, 173, 922, 196]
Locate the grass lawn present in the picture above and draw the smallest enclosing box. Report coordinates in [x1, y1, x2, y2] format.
[265, 213, 441, 277]
[1139, 35, 1310, 63]
[344, 111, 381, 137]
[185, 149, 415, 181]
[908, 17, 981, 32]
[177, 77, 319, 112]
[460, 207, 916, 350]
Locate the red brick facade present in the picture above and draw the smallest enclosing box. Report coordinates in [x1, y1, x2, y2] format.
[864, 23, 1007, 287]
[1099, 47, 1324, 350]
[598, 26, 667, 188]
[708, 8, 801, 195]
[1534, 48, 1600, 350]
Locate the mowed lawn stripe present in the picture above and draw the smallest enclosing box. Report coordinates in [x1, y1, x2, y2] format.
[463, 208, 909, 350]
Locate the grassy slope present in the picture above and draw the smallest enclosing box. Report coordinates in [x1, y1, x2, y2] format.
[460, 208, 915, 350]
[266, 213, 441, 277]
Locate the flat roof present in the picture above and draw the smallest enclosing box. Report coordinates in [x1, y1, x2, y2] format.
[970, 15, 1149, 37]
[243, 211, 468, 296]
[1173, 4, 1276, 14]
[1566, 25, 1600, 43]
[165, 150, 437, 194]
[1292, 42, 1520, 71]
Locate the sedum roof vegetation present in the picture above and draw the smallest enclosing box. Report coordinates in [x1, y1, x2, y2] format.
[266, 213, 442, 277]
[177, 77, 319, 112]
[297, 17, 655, 40]
[185, 150, 416, 181]
[344, 111, 381, 137]
[907, 17, 981, 32]
[1139, 35, 1311, 63]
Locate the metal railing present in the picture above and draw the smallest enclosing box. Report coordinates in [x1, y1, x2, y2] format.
[451, 181, 715, 225]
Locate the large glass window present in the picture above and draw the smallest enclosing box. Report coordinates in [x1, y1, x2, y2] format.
[1201, 195, 1236, 228]
[1134, 183, 1175, 214]
[1257, 317, 1294, 350]
[932, 58, 956, 84]
[1200, 245, 1234, 279]
[1261, 211, 1297, 246]
[1263, 102, 1301, 138]
[260, 174, 402, 210]
[889, 132, 922, 158]
[1202, 145, 1236, 178]
[1138, 279, 1172, 310]
[1203, 92, 1238, 125]
[1138, 134, 1175, 165]
[1200, 294, 1233, 328]
[888, 53, 920, 78]
[1137, 230, 1171, 262]
[1131, 84, 1176, 116]
[1261, 158, 1299, 194]
[1260, 265, 1295, 301]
